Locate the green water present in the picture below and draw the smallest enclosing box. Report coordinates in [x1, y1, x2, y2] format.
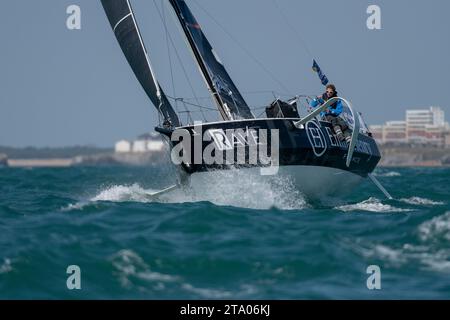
[0, 166, 449, 299]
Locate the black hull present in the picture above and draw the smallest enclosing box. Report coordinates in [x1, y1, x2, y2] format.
[157, 118, 381, 178]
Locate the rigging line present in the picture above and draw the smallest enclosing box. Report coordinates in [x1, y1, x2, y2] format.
[176, 90, 304, 100]
[242, 90, 295, 96]
[172, 91, 275, 101]
[271, 0, 338, 91]
[190, 0, 292, 95]
[256, 109, 268, 118]
[271, 0, 314, 60]
[159, 0, 177, 112]
[153, 0, 208, 121]
[174, 93, 316, 107]
[271, 1, 349, 98]
[166, 95, 218, 111]
[167, 94, 270, 113]
[178, 110, 215, 113]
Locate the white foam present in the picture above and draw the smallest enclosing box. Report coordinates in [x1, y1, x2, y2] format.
[337, 197, 411, 213]
[186, 169, 308, 210]
[363, 243, 450, 272]
[181, 283, 233, 299]
[356, 212, 450, 273]
[419, 212, 450, 242]
[60, 184, 158, 211]
[238, 284, 259, 296]
[400, 197, 445, 206]
[91, 184, 157, 203]
[111, 249, 178, 288]
[404, 249, 450, 273]
[373, 171, 401, 177]
[86, 169, 308, 210]
[61, 202, 89, 212]
[0, 258, 12, 274]
[421, 255, 450, 272]
[354, 242, 406, 265]
[372, 245, 407, 265]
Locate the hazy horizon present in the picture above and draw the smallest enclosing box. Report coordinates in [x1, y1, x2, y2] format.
[1, 0, 449, 148]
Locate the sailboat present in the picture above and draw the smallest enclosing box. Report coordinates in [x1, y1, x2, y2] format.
[100, 0, 387, 200]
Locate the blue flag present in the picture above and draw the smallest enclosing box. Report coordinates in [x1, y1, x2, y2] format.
[312, 60, 329, 86]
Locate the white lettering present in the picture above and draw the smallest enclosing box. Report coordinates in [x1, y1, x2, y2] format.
[367, 5, 381, 30]
[66, 5, 81, 30]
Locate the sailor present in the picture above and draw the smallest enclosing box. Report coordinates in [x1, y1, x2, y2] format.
[310, 84, 351, 143]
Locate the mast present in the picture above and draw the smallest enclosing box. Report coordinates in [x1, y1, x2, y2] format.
[168, 0, 254, 121]
[101, 0, 180, 127]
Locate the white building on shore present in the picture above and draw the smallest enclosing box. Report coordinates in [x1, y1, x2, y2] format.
[370, 107, 450, 146]
[115, 140, 132, 153]
[115, 133, 165, 154]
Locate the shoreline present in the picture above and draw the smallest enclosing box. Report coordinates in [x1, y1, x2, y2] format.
[2, 144, 450, 168]
[3, 158, 450, 168]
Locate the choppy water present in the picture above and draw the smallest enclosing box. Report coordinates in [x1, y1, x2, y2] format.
[0, 165, 449, 299]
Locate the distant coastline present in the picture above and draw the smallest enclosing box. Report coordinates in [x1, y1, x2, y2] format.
[0, 145, 113, 159]
[0, 145, 167, 168]
[378, 143, 450, 167]
[1, 144, 450, 168]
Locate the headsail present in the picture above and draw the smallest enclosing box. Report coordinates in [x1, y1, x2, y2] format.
[101, 0, 180, 127]
[168, 0, 254, 121]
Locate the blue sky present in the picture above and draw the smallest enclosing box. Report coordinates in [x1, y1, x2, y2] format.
[1, 0, 449, 147]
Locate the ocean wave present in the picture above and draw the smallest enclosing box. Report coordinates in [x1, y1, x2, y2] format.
[110, 249, 178, 289]
[355, 212, 450, 273]
[355, 244, 407, 267]
[110, 250, 238, 298]
[181, 283, 233, 299]
[374, 245, 407, 265]
[418, 212, 450, 242]
[336, 197, 412, 213]
[361, 243, 450, 273]
[400, 197, 445, 206]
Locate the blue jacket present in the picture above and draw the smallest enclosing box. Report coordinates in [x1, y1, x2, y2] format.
[310, 97, 343, 117]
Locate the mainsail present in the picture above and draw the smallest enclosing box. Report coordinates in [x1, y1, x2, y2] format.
[101, 0, 180, 127]
[168, 0, 254, 121]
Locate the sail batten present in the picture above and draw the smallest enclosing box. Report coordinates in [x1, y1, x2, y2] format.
[101, 0, 180, 127]
[168, 0, 254, 121]
[113, 13, 131, 32]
